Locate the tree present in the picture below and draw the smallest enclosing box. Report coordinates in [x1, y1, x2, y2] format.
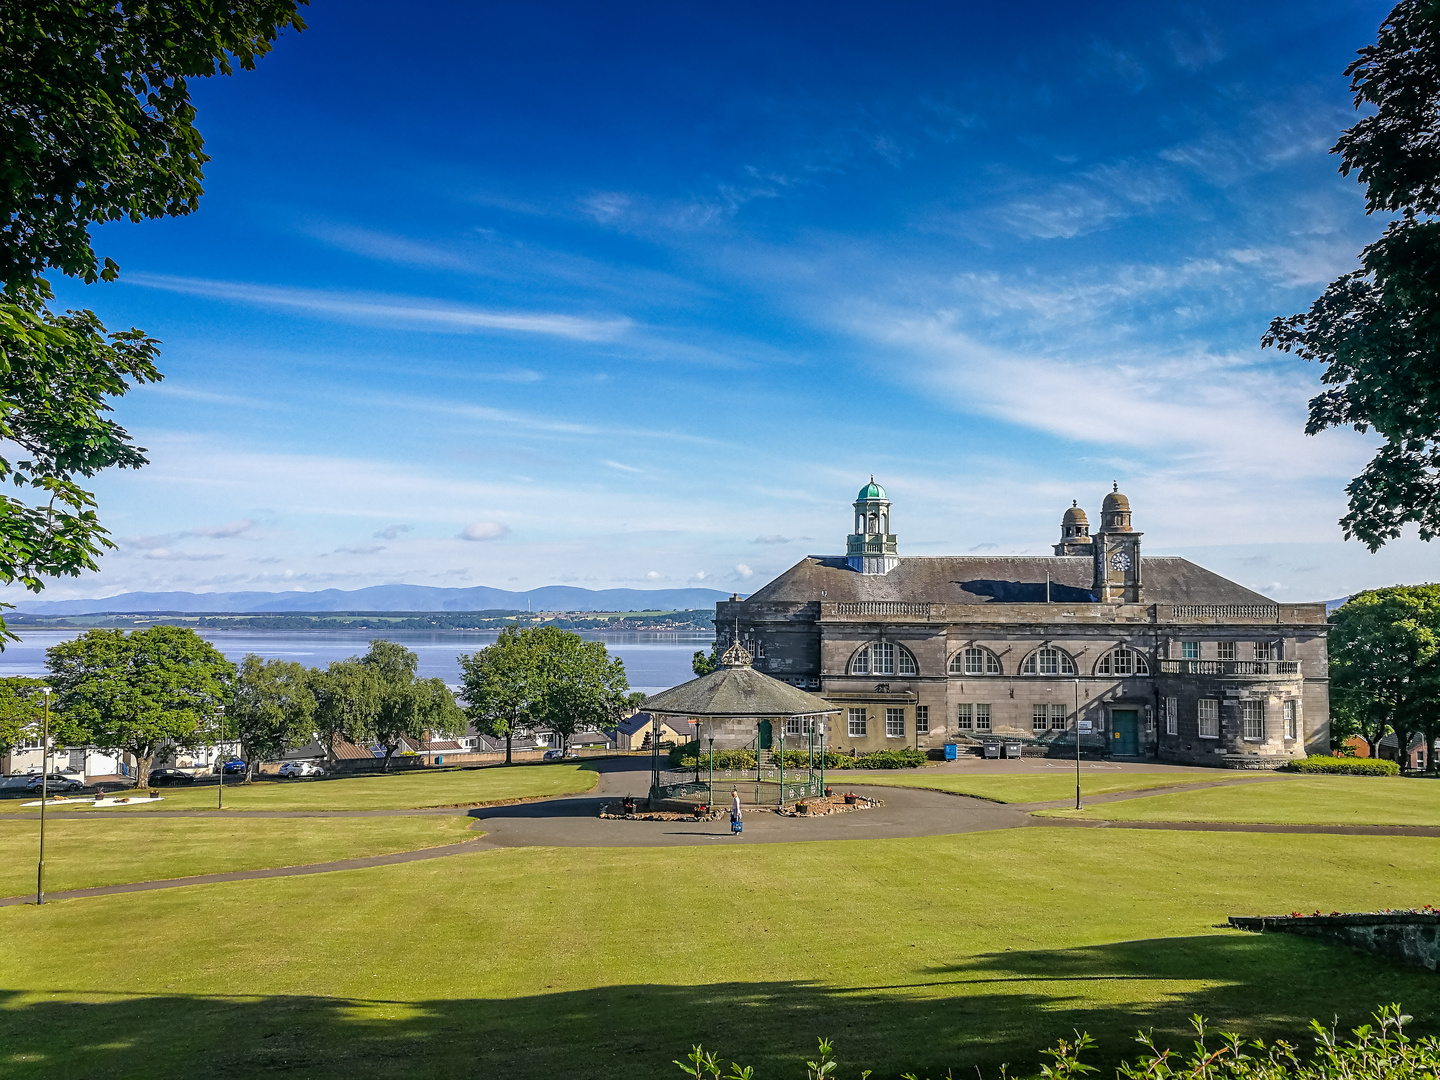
[1328, 585, 1440, 764]
[0, 675, 57, 756]
[229, 655, 315, 782]
[46, 626, 234, 787]
[530, 630, 630, 756]
[309, 659, 379, 767]
[1262, 1, 1440, 550]
[458, 626, 542, 765]
[692, 639, 724, 676]
[360, 640, 464, 771]
[0, 3, 305, 628]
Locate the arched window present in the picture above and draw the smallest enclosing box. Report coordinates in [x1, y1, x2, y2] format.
[1095, 646, 1149, 676]
[948, 646, 1001, 676]
[1020, 646, 1076, 676]
[850, 641, 918, 676]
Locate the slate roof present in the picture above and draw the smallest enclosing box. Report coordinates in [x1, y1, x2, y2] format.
[644, 666, 840, 718]
[742, 555, 1273, 607]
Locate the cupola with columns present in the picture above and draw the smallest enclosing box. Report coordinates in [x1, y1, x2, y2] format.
[1053, 501, 1094, 557]
[846, 477, 899, 574]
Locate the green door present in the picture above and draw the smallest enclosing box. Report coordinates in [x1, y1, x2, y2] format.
[1111, 710, 1139, 756]
[758, 720, 773, 750]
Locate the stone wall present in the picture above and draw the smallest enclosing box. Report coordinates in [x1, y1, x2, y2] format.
[1229, 911, 1440, 972]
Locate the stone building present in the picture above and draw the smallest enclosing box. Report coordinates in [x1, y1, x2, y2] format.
[714, 480, 1329, 767]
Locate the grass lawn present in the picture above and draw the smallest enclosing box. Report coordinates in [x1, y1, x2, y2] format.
[846, 768, 1247, 803]
[1, 828, 1435, 1079]
[0, 762, 599, 814]
[1034, 775, 1440, 826]
[0, 814, 477, 896]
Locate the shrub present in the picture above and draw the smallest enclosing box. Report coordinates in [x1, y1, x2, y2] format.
[670, 743, 759, 771]
[674, 1004, 1435, 1080]
[851, 747, 927, 769]
[1287, 755, 1399, 776]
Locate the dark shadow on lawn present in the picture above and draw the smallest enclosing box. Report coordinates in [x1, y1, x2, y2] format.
[2, 934, 1434, 1080]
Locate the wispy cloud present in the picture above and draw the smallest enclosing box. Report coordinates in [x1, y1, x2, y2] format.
[372, 524, 413, 540]
[603, 459, 643, 473]
[459, 521, 510, 541]
[127, 274, 632, 341]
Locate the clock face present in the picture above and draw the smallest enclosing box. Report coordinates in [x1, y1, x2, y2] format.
[1110, 551, 1132, 571]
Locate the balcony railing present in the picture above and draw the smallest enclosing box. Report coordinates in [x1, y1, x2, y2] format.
[834, 601, 932, 617]
[1159, 659, 1300, 676]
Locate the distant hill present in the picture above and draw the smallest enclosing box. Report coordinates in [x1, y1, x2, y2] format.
[7, 583, 743, 615]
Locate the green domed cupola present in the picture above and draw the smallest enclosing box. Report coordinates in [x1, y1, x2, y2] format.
[846, 476, 899, 575]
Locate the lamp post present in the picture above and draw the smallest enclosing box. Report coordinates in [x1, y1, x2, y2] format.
[818, 721, 826, 799]
[708, 733, 715, 806]
[1074, 678, 1082, 811]
[36, 687, 51, 905]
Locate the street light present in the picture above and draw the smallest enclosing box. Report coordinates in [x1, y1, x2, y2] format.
[1074, 678, 1082, 811]
[36, 687, 51, 906]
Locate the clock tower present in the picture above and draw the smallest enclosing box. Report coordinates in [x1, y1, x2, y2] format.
[1092, 483, 1142, 603]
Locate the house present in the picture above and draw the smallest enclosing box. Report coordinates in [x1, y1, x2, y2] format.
[615, 712, 694, 751]
[716, 480, 1330, 768]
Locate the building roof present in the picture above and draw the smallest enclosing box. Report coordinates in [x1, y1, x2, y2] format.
[644, 665, 840, 718]
[1062, 502, 1087, 525]
[857, 478, 887, 501]
[742, 555, 1274, 607]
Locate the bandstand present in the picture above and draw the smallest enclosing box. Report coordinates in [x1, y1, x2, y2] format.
[640, 640, 840, 808]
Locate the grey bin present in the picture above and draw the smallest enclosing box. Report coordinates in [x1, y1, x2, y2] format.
[983, 743, 1000, 759]
[1003, 742, 1024, 759]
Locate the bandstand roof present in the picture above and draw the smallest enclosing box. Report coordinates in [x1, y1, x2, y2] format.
[642, 665, 839, 719]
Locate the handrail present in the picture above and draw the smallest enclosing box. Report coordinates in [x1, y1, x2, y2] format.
[1159, 659, 1300, 676]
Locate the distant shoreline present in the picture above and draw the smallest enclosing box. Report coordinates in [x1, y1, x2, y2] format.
[7, 609, 718, 634]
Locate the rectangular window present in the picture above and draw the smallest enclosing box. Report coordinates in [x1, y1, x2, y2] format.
[1217, 642, 1236, 661]
[1198, 699, 1219, 738]
[1049, 703, 1067, 730]
[1254, 641, 1275, 661]
[1283, 699, 1297, 740]
[872, 642, 895, 675]
[1032, 704, 1049, 731]
[975, 704, 992, 731]
[1165, 697, 1178, 735]
[1181, 641, 1199, 660]
[885, 708, 905, 738]
[955, 704, 972, 730]
[915, 705, 929, 734]
[785, 716, 803, 737]
[1038, 648, 1059, 675]
[847, 708, 867, 738]
[1242, 700, 1264, 741]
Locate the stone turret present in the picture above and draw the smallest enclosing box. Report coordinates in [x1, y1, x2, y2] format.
[1054, 501, 1094, 557]
[846, 477, 899, 574]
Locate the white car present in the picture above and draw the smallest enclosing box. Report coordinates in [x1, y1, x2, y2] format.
[278, 761, 326, 778]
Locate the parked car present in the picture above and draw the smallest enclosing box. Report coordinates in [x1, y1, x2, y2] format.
[25, 773, 84, 793]
[149, 768, 196, 785]
[278, 761, 325, 778]
[213, 759, 247, 775]
[542, 749, 564, 761]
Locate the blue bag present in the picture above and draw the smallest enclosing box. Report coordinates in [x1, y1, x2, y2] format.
[731, 818, 743, 834]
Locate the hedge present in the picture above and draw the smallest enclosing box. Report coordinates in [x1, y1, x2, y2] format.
[1287, 754, 1399, 776]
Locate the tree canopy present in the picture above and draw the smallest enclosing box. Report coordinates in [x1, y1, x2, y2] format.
[360, 639, 464, 770]
[310, 658, 380, 766]
[459, 626, 629, 762]
[0, 2, 305, 631]
[1328, 585, 1440, 762]
[1262, 1, 1440, 549]
[0, 675, 55, 754]
[46, 625, 235, 786]
[228, 654, 316, 782]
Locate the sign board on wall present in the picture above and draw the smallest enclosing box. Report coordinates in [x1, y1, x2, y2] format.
[1077, 720, 1092, 733]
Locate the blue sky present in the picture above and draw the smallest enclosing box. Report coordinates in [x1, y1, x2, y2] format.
[24, 0, 1439, 603]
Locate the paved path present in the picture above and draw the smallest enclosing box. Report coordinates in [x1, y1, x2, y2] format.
[3, 759, 1436, 906]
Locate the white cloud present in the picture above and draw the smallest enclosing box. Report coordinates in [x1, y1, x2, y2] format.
[127, 274, 632, 342]
[187, 519, 255, 539]
[603, 459, 643, 473]
[735, 564, 754, 579]
[459, 521, 510, 541]
[329, 544, 386, 556]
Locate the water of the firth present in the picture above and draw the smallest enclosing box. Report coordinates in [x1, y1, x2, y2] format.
[0, 629, 710, 695]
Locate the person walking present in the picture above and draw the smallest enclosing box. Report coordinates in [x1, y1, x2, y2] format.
[730, 788, 743, 835]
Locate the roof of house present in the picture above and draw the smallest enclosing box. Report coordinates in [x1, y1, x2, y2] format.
[644, 666, 840, 718]
[741, 555, 1273, 607]
[330, 738, 379, 760]
[616, 712, 694, 737]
